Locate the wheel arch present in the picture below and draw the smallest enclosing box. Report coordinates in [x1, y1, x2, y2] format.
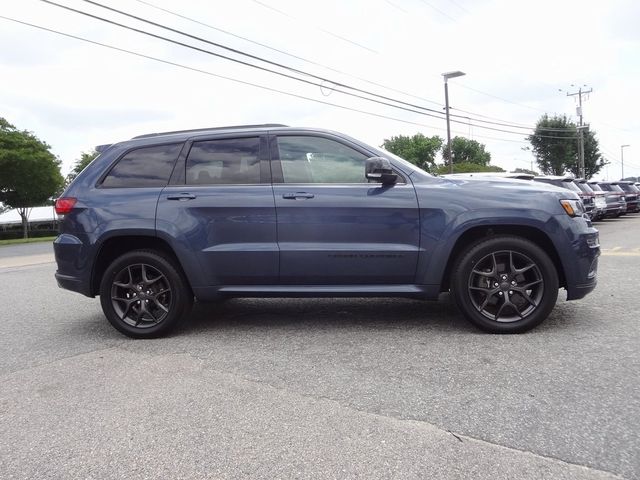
[440, 225, 566, 292]
[91, 234, 193, 297]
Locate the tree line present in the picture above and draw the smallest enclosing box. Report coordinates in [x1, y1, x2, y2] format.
[382, 114, 607, 178]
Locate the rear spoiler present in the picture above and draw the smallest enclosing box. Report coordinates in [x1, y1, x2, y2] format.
[95, 144, 112, 153]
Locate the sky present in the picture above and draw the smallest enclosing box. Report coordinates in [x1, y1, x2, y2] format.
[1, 0, 639, 179]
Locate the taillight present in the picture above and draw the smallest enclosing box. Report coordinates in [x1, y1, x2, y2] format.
[55, 197, 77, 214]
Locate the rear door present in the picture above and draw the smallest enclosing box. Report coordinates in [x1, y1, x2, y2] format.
[156, 133, 278, 286]
[270, 132, 420, 285]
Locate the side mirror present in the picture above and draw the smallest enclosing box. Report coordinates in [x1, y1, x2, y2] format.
[365, 157, 398, 185]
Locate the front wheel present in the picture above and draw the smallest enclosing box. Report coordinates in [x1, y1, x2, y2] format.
[450, 236, 559, 333]
[99, 250, 192, 338]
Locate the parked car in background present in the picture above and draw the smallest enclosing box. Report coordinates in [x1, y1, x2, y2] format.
[533, 176, 594, 219]
[53, 125, 600, 338]
[574, 179, 606, 220]
[613, 181, 640, 213]
[589, 182, 626, 217]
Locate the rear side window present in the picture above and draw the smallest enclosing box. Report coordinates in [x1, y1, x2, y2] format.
[186, 137, 260, 185]
[102, 144, 181, 188]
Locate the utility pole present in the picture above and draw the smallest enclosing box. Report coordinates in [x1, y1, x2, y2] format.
[621, 144, 630, 179]
[566, 86, 592, 178]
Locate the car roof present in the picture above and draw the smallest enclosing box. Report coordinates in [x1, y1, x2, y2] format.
[98, 125, 364, 152]
[131, 123, 289, 139]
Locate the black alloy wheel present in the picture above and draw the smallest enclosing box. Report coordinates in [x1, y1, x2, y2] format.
[451, 236, 559, 333]
[100, 250, 192, 338]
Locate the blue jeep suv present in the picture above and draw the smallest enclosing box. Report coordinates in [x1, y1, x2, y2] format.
[54, 125, 599, 338]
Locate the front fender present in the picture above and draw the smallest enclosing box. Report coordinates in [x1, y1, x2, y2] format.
[415, 208, 564, 290]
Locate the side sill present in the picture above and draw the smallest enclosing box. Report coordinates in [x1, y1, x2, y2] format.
[193, 284, 441, 302]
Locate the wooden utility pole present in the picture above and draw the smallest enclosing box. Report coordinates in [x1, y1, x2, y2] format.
[566, 86, 592, 178]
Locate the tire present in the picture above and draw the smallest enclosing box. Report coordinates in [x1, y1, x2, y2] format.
[99, 250, 193, 338]
[450, 235, 559, 334]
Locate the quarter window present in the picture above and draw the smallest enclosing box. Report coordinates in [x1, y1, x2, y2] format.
[186, 137, 260, 185]
[277, 136, 368, 184]
[102, 144, 181, 188]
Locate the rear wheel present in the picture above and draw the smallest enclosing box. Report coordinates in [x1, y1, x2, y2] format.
[99, 250, 192, 338]
[451, 236, 559, 333]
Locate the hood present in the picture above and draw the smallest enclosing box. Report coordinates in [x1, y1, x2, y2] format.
[441, 176, 576, 196]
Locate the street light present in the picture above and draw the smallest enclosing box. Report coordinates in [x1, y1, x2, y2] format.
[621, 145, 630, 179]
[442, 70, 465, 173]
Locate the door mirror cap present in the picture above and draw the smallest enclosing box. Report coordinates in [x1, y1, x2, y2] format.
[365, 157, 398, 185]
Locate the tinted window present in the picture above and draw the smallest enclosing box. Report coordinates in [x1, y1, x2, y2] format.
[186, 137, 260, 185]
[589, 183, 603, 192]
[576, 182, 594, 194]
[277, 136, 368, 183]
[562, 180, 581, 192]
[102, 144, 181, 188]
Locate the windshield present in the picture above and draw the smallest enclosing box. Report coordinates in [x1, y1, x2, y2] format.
[589, 183, 603, 191]
[371, 146, 432, 176]
[612, 185, 625, 193]
[576, 182, 594, 194]
[562, 180, 582, 192]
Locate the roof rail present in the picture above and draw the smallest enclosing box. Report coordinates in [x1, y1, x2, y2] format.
[132, 124, 289, 139]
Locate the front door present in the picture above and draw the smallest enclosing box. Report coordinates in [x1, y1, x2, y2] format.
[271, 133, 420, 285]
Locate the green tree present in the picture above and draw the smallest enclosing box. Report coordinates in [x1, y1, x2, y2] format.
[527, 115, 576, 175]
[527, 115, 607, 179]
[442, 136, 491, 165]
[381, 133, 443, 172]
[433, 162, 505, 175]
[0, 118, 63, 238]
[66, 149, 99, 184]
[564, 129, 608, 179]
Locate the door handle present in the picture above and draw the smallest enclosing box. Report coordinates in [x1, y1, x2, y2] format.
[282, 192, 315, 199]
[167, 193, 197, 200]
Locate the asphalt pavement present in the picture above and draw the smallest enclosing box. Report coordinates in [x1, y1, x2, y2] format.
[0, 219, 638, 479]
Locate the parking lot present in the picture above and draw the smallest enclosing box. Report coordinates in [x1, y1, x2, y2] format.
[0, 218, 638, 479]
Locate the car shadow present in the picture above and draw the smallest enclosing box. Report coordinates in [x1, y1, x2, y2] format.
[177, 295, 476, 336]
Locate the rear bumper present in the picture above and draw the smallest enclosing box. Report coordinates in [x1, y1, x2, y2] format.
[55, 271, 92, 296]
[53, 233, 94, 297]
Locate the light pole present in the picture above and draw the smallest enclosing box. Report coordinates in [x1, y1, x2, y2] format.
[621, 144, 630, 179]
[442, 70, 465, 174]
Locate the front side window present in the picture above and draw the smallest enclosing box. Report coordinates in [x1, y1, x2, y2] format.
[186, 137, 260, 185]
[102, 144, 181, 188]
[277, 136, 368, 184]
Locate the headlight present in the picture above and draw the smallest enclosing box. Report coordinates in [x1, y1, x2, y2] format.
[560, 199, 585, 217]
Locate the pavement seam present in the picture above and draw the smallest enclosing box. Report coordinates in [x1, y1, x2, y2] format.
[178, 352, 628, 480]
[0, 342, 127, 383]
[2, 345, 631, 479]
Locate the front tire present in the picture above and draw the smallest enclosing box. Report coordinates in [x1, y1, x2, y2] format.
[99, 250, 192, 338]
[450, 236, 559, 333]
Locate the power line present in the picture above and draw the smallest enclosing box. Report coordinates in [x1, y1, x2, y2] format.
[0, 15, 448, 133]
[417, 0, 457, 21]
[249, 0, 379, 54]
[131, 0, 446, 109]
[0, 14, 532, 148]
[44, 0, 578, 139]
[120, 0, 575, 134]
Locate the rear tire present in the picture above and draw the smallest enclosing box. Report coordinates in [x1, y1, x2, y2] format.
[450, 236, 559, 333]
[99, 250, 192, 338]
